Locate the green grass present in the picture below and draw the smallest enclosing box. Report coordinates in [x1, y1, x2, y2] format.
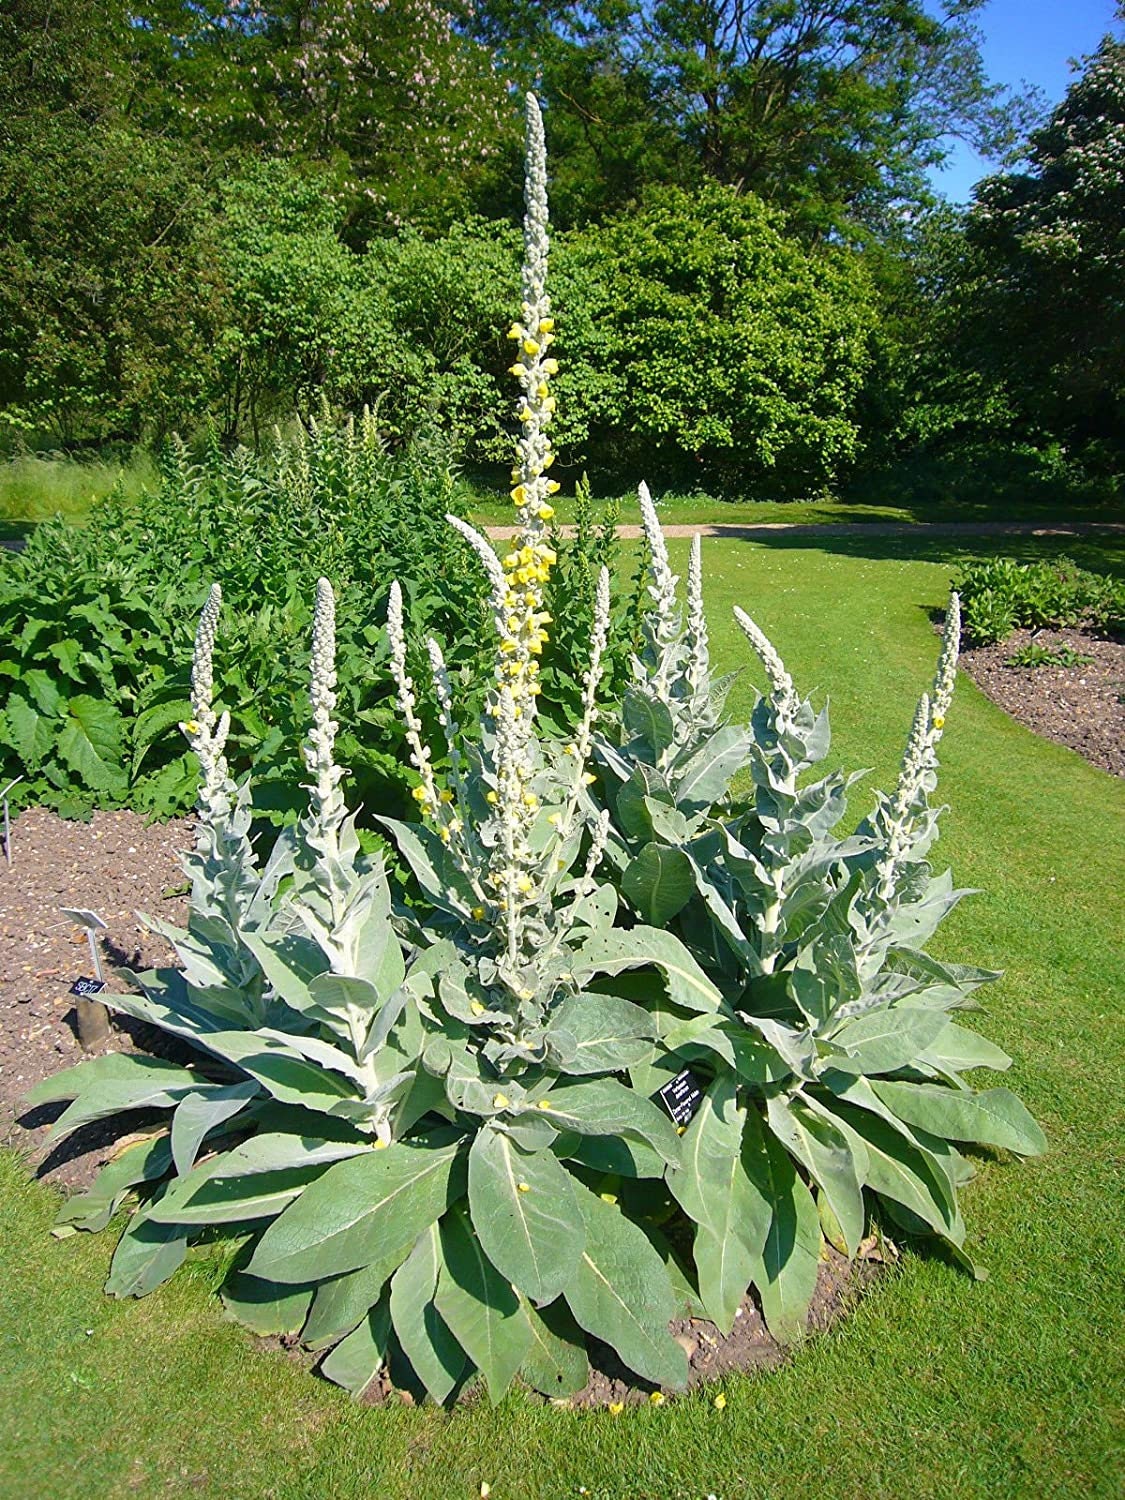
[0, 451, 157, 540]
[467, 484, 916, 530]
[3, 533, 1124, 1499]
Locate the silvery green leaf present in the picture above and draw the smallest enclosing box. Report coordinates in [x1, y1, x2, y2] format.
[170, 1079, 259, 1175]
[435, 1205, 532, 1404]
[671, 725, 754, 811]
[389, 1224, 467, 1403]
[547, 991, 656, 1075]
[319, 1300, 392, 1399]
[765, 1092, 867, 1258]
[573, 925, 722, 1014]
[468, 1127, 583, 1304]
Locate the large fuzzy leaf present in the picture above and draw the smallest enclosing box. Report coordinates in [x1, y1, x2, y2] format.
[55, 1131, 174, 1234]
[319, 1300, 392, 1399]
[672, 725, 754, 810]
[667, 1074, 760, 1333]
[827, 1008, 951, 1076]
[872, 1081, 1046, 1156]
[545, 992, 656, 1076]
[739, 1109, 821, 1344]
[527, 1077, 682, 1168]
[26, 1054, 204, 1148]
[389, 1223, 467, 1404]
[573, 925, 722, 1014]
[249, 1137, 465, 1284]
[765, 1092, 867, 1257]
[519, 1299, 589, 1398]
[621, 844, 694, 927]
[565, 1185, 687, 1390]
[435, 1206, 533, 1404]
[468, 1126, 583, 1305]
[105, 1209, 188, 1298]
[304, 1247, 414, 1352]
[220, 1273, 313, 1338]
[170, 1080, 259, 1176]
[147, 1158, 323, 1225]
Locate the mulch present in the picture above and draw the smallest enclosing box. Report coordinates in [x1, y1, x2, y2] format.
[959, 626, 1124, 778]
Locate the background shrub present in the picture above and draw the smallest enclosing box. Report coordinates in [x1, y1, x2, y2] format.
[956, 555, 1125, 645]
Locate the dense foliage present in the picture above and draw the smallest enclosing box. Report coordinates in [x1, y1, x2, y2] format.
[0, 416, 635, 819]
[955, 555, 1125, 646]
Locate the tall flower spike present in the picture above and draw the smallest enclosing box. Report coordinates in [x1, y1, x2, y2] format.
[183, 583, 232, 827]
[446, 515, 508, 625]
[685, 534, 710, 705]
[733, 606, 799, 719]
[304, 578, 345, 836]
[931, 592, 960, 732]
[387, 580, 439, 817]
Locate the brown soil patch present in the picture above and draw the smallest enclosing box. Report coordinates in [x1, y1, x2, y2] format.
[0, 806, 191, 1188]
[960, 627, 1124, 778]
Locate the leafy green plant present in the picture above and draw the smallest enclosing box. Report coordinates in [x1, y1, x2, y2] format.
[1005, 641, 1094, 669]
[957, 555, 1124, 646]
[0, 409, 631, 821]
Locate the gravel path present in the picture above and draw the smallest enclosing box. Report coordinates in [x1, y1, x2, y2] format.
[484, 519, 1125, 540]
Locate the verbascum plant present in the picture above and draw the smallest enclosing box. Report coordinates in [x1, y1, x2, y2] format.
[26, 91, 1044, 1409]
[597, 553, 1045, 1340]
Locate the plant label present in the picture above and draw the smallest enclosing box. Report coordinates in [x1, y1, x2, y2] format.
[654, 1068, 703, 1127]
[69, 977, 107, 998]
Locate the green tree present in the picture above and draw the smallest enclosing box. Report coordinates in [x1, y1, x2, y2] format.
[470, 1, 1035, 234]
[964, 28, 1125, 452]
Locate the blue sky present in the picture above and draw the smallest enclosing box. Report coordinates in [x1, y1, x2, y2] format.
[932, 0, 1122, 202]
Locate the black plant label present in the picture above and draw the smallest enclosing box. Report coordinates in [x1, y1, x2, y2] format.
[69, 977, 107, 998]
[654, 1068, 704, 1127]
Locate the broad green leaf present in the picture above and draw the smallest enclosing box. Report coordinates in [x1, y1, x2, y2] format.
[3, 693, 53, 769]
[519, 1299, 589, 1398]
[209, 1132, 369, 1177]
[919, 1022, 1012, 1076]
[621, 844, 694, 927]
[765, 1093, 867, 1258]
[739, 1109, 821, 1344]
[573, 926, 721, 1014]
[546, 992, 656, 1076]
[55, 1131, 173, 1234]
[667, 1075, 759, 1333]
[170, 1081, 259, 1176]
[814, 1093, 961, 1240]
[623, 691, 676, 759]
[673, 725, 753, 809]
[435, 1207, 533, 1404]
[565, 1185, 687, 1390]
[56, 694, 127, 793]
[872, 1082, 1046, 1156]
[554, 1131, 667, 1180]
[147, 1160, 322, 1225]
[194, 1031, 361, 1117]
[220, 1273, 313, 1337]
[105, 1210, 188, 1298]
[240, 930, 329, 1016]
[527, 1077, 682, 1168]
[828, 1008, 951, 1076]
[468, 1127, 583, 1305]
[249, 1138, 465, 1284]
[304, 1246, 413, 1351]
[26, 1054, 203, 1148]
[390, 1223, 467, 1404]
[319, 1300, 392, 1399]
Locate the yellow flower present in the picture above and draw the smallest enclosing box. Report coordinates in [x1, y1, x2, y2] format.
[542, 452, 555, 468]
[600, 1192, 617, 1205]
[933, 714, 945, 729]
[537, 381, 549, 399]
[438, 826, 451, 844]
[537, 1099, 552, 1111]
[608, 1401, 624, 1415]
[511, 484, 526, 505]
[485, 790, 497, 804]
[546, 812, 560, 826]
[492, 1093, 510, 1110]
[373, 1138, 389, 1150]
[183, 719, 199, 735]
[516, 874, 533, 894]
[546, 479, 561, 494]
[713, 1393, 727, 1410]
[439, 788, 453, 804]
[522, 338, 540, 356]
[517, 1181, 531, 1193]
[542, 358, 559, 374]
[582, 771, 597, 785]
[519, 407, 533, 424]
[537, 504, 555, 521]
[470, 1001, 486, 1017]
[507, 324, 523, 341]
[523, 792, 539, 808]
[649, 1391, 665, 1406]
[503, 552, 520, 569]
[411, 785, 429, 804]
[538, 317, 555, 333]
[508, 362, 526, 377]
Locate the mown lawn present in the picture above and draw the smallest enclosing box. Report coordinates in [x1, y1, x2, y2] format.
[2, 533, 1123, 1500]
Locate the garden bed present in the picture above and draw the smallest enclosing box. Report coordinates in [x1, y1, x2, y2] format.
[0, 803, 886, 1406]
[959, 627, 1124, 777]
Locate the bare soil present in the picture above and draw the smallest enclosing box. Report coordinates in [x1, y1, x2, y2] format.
[0, 806, 191, 1188]
[959, 627, 1124, 778]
